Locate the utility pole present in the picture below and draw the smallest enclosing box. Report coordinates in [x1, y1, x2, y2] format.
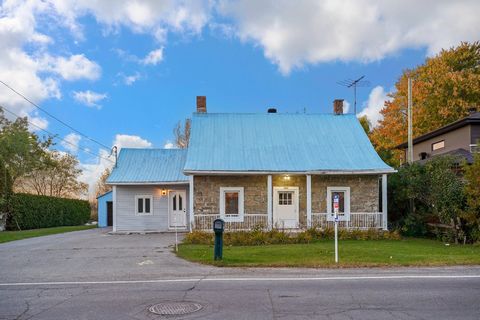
[407, 77, 413, 164]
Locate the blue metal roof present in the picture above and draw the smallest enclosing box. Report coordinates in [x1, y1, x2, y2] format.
[107, 148, 188, 183]
[184, 113, 393, 173]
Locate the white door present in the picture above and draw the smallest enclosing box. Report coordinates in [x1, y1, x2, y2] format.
[273, 187, 299, 228]
[169, 191, 186, 228]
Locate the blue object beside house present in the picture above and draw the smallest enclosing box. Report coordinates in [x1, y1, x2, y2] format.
[97, 191, 113, 227]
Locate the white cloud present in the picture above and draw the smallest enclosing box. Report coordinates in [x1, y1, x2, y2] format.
[164, 141, 175, 149]
[122, 72, 141, 85]
[142, 48, 164, 65]
[218, 0, 480, 74]
[78, 149, 113, 196]
[343, 100, 350, 114]
[49, 0, 211, 41]
[0, 1, 101, 128]
[61, 133, 81, 153]
[358, 86, 392, 127]
[113, 134, 153, 150]
[48, 54, 101, 81]
[73, 90, 107, 108]
[29, 116, 49, 131]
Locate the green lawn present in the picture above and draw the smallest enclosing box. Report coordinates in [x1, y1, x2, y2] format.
[177, 239, 480, 268]
[0, 225, 96, 244]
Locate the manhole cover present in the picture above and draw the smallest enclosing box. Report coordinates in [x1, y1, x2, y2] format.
[149, 302, 203, 315]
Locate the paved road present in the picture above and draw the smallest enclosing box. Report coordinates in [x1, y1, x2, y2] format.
[1, 228, 480, 319]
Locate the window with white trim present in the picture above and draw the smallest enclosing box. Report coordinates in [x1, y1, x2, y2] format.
[135, 195, 153, 215]
[432, 140, 445, 151]
[219, 187, 244, 222]
[327, 187, 350, 217]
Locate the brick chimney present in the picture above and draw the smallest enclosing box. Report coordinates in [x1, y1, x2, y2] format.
[333, 99, 344, 115]
[196, 96, 206, 113]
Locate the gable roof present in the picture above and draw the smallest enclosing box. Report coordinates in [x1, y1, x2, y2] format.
[107, 148, 188, 184]
[184, 113, 393, 173]
[397, 111, 480, 149]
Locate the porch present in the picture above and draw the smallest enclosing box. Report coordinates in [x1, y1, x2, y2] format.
[190, 173, 388, 232]
[194, 212, 384, 231]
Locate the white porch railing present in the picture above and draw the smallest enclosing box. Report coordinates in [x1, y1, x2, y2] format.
[311, 212, 384, 229]
[194, 214, 268, 231]
[194, 212, 383, 231]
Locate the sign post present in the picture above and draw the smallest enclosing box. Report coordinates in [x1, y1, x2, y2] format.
[333, 194, 339, 263]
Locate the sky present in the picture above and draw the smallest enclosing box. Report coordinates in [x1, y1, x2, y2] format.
[1, 0, 479, 194]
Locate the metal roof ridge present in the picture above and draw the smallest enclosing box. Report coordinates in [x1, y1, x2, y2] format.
[192, 112, 357, 116]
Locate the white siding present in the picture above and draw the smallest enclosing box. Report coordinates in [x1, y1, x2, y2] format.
[115, 184, 189, 232]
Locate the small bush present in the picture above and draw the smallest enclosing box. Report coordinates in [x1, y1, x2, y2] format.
[184, 231, 214, 245]
[182, 228, 401, 246]
[7, 193, 90, 230]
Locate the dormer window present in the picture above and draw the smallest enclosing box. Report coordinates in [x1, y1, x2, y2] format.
[432, 140, 445, 151]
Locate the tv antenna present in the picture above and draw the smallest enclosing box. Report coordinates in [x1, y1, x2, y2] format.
[337, 76, 370, 114]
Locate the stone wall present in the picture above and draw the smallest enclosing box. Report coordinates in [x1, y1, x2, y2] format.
[194, 175, 267, 214]
[311, 175, 380, 213]
[193, 174, 380, 229]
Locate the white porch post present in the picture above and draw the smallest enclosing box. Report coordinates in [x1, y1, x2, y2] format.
[382, 174, 388, 230]
[267, 175, 272, 230]
[306, 174, 312, 228]
[189, 175, 194, 232]
[112, 185, 117, 233]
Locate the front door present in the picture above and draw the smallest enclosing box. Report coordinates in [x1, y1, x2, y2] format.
[273, 187, 299, 228]
[106, 201, 113, 227]
[169, 191, 187, 228]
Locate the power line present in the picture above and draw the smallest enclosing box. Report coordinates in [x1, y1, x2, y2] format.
[1, 105, 114, 164]
[0, 80, 112, 150]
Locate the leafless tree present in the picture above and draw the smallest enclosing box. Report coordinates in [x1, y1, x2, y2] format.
[95, 167, 112, 198]
[173, 118, 191, 149]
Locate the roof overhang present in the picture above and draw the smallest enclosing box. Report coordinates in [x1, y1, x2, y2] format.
[96, 190, 112, 199]
[183, 169, 396, 175]
[106, 181, 189, 186]
[396, 117, 480, 149]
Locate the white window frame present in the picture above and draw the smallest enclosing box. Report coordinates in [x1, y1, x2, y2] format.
[432, 140, 445, 151]
[135, 195, 153, 216]
[326, 187, 350, 222]
[219, 187, 244, 222]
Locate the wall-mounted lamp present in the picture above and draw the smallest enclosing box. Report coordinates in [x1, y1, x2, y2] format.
[161, 189, 167, 196]
[283, 175, 291, 181]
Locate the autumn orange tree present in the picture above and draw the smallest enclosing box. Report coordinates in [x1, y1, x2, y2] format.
[370, 42, 480, 166]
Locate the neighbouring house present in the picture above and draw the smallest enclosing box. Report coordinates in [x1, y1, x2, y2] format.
[97, 191, 113, 227]
[107, 97, 394, 233]
[396, 109, 480, 165]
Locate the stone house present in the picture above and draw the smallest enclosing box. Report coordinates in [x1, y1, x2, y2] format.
[106, 97, 394, 232]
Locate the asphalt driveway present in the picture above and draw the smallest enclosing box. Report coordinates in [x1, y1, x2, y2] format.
[0, 228, 214, 283]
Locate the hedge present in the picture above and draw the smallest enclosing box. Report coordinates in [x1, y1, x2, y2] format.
[183, 228, 402, 246]
[7, 193, 90, 230]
